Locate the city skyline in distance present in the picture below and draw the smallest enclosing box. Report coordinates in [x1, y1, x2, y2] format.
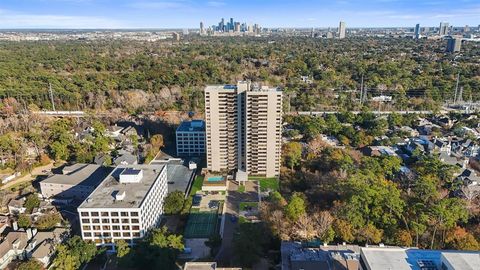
[0, 0, 478, 29]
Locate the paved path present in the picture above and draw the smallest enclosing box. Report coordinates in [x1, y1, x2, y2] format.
[1, 163, 54, 190]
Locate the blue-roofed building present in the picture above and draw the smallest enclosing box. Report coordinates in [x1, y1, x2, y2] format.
[176, 120, 206, 157]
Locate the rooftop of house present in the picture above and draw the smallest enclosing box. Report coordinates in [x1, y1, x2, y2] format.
[177, 120, 205, 133]
[41, 164, 112, 187]
[30, 228, 68, 259]
[361, 247, 480, 270]
[78, 165, 166, 209]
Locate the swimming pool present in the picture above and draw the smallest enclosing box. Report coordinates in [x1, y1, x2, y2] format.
[207, 176, 224, 182]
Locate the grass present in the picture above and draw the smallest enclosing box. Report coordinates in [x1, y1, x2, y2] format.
[237, 185, 246, 193]
[239, 202, 258, 211]
[189, 175, 204, 197]
[249, 177, 279, 192]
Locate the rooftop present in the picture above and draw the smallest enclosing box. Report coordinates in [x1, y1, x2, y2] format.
[166, 163, 196, 194]
[42, 164, 112, 187]
[78, 165, 166, 209]
[177, 120, 205, 132]
[361, 247, 480, 270]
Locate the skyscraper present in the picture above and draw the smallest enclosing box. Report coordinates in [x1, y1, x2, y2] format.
[414, 24, 421, 39]
[439, 22, 449, 36]
[200, 22, 204, 35]
[338, 21, 346, 39]
[446, 38, 462, 53]
[204, 82, 282, 177]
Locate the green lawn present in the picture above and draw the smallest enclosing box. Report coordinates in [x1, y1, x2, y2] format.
[189, 175, 204, 197]
[249, 177, 279, 192]
[239, 202, 258, 211]
[238, 185, 246, 193]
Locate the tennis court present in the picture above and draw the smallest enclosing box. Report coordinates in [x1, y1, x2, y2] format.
[184, 210, 219, 238]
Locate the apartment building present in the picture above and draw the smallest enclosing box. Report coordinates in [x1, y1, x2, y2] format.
[176, 120, 206, 156]
[205, 81, 282, 177]
[77, 165, 167, 250]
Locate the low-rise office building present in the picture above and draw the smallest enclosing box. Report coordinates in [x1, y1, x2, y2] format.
[176, 120, 206, 156]
[77, 165, 167, 250]
[39, 164, 112, 202]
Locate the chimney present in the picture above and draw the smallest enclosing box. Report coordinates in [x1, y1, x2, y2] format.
[13, 221, 18, 231]
[32, 228, 37, 237]
[27, 228, 32, 239]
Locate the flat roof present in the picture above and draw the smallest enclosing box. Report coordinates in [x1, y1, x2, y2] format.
[361, 247, 480, 270]
[166, 163, 195, 194]
[177, 120, 205, 132]
[78, 165, 166, 209]
[42, 164, 112, 187]
[442, 252, 480, 269]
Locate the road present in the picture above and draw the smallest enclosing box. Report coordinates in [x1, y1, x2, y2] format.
[1, 163, 54, 190]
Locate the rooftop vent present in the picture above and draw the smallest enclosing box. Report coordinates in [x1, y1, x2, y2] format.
[119, 168, 143, 183]
[113, 190, 126, 201]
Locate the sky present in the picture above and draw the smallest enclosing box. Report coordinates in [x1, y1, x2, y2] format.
[0, 0, 479, 29]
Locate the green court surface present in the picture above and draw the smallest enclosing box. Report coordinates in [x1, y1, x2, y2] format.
[184, 211, 219, 238]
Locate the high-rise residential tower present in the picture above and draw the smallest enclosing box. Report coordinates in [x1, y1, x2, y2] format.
[439, 22, 449, 36]
[446, 38, 462, 53]
[338, 21, 346, 39]
[204, 81, 282, 177]
[414, 24, 421, 39]
[200, 22, 205, 35]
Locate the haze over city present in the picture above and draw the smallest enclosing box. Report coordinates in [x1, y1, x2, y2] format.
[0, 0, 479, 28]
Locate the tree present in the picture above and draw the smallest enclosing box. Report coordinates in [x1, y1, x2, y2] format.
[132, 227, 184, 270]
[24, 194, 40, 213]
[18, 259, 44, 270]
[334, 219, 355, 243]
[53, 236, 98, 270]
[35, 213, 61, 230]
[163, 191, 186, 215]
[150, 134, 164, 150]
[357, 223, 383, 244]
[283, 142, 302, 169]
[394, 229, 413, 246]
[233, 223, 269, 268]
[445, 227, 480, 251]
[285, 193, 306, 221]
[116, 239, 130, 258]
[18, 214, 31, 228]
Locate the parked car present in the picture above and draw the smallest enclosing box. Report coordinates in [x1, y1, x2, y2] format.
[208, 200, 219, 209]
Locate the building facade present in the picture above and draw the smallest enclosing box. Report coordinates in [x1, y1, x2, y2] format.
[78, 165, 167, 250]
[447, 38, 462, 53]
[338, 21, 346, 39]
[176, 120, 206, 156]
[205, 81, 282, 177]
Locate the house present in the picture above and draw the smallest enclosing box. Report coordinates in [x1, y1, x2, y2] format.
[7, 198, 26, 215]
[26, 228, 68, 267]
[0, 216, 9, 234]
[0, 231, 29, 269]
[113, 150, 138, 166]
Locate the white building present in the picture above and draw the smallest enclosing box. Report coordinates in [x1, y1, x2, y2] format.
[176, 120, 206, 156]
[77, 165, 167, 250]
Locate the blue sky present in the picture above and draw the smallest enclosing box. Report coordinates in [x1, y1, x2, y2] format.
[0, 0, 479, 28]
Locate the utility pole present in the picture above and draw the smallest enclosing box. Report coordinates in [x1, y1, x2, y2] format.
[48, 83, 56, 111]
[453, 73, 460, 105]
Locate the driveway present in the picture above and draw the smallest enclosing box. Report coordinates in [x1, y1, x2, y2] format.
[215, 180, 259, 266]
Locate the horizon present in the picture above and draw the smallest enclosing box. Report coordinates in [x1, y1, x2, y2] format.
[0, 0, 478, 29]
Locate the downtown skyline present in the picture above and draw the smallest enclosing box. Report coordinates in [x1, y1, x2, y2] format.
[0, 0, 478, 29]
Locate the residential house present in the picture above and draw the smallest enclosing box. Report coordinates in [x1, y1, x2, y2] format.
[7, 198, 26, 215]
[26, 228, 68, 267]
[0, 231, 29, 268]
